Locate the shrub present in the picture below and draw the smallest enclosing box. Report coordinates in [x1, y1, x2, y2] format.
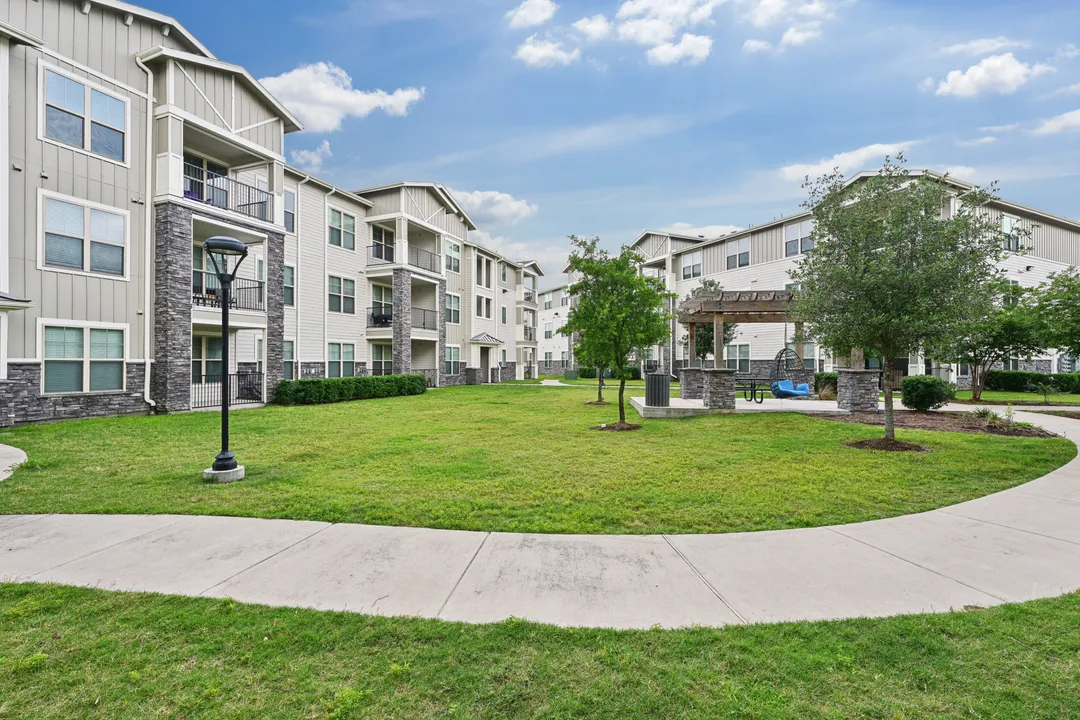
[578, 367, 597, 379]
[814, 372, 838, 395]
[1053, 373, 1080, 394]
[274, 374, 427, 405]
[984, 370, 1080, 394]
[900, 375, 956, 412]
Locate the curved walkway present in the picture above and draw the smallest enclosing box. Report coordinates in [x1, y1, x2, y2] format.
[1, 409, 1078, 630]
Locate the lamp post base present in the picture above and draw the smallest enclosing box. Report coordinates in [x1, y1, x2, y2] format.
[204, 465, 246, 484]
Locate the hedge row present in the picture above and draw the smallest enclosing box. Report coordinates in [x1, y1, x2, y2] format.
[274, 374, 427, 405]
[985, 370, 1080, 394]
[578, 367, 643, 380]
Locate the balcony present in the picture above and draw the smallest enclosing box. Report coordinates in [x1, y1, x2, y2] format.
[192, 271, 265, 312]
[409, 245, 441, 274]
[412, 307, 438, 331]
[522, 289, 536, 303]
[368, 243, 394, 265]
[184, 162, 272, 223]
[523, 326, 536, 342]
[191, 372, 264, 409]
[367, 306, 393, 328]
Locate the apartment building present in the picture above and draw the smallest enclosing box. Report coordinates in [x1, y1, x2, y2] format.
[0, 0, 542, 426]
[536, 283, 574, 372]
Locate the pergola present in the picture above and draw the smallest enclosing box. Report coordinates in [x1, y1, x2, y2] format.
[677, 290, 807, 366]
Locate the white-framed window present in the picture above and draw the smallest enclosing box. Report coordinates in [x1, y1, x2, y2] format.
[501, 306, 507, 324]
[284, 266, 295, 307]
[561, 295, 569, 306]
[501, 263, 507, 282]
[544, 322, 553, 339]
[682, 251, 702, 280]
[256, 338, 264, 375]
[372, 344, 392, 375]
[1006, 357, 1020, 371]
[283, 340, 296, 380]
[727, 238, 750, 269]
[544, 294, 552, 310]
[445, 346, 461, 375]
[328, 343, 355, 377]
[958, 363, 970, 377]
[446, 242, 461, 273]
[784, 219, 814, 257]
[284, 191, 296, 234]
[371, 285, 392, 325]
[1002, 214, 1021, 252]
[787, 340, 816, 371]
[1004, 279, 1022, 308]
[329, 208, 356, 250]
[501, 349, 508, 364]
[446, 294, 461, 324]
[43, 324, 125, 394]
[40, 192, 128, 279]
[725, 343, 751, 373]
[544, 351, 553, 367]
[561, 351, 567, 363]
[191, 335, 223, 383]
[372, 225, 394, 261]
[41, 65, 128, 164]
[328, 276, 355, 314]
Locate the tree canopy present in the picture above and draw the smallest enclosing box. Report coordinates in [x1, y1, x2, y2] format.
[1035, 268, 1080, 362]
[684, 279, 738, 365]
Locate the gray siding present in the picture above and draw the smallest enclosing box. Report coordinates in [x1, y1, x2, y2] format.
[364, 188, 401, 217]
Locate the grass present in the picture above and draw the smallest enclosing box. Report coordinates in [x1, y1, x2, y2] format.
[953, 390, 1080, 405]
[0, 386, 1072, 535]
[0, 583, 1078, 719]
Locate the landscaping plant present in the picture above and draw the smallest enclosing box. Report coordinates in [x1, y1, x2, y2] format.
[683, 278, 738, 367]
[1035, 267, 1080, 361]
[900, 375, 956, 412]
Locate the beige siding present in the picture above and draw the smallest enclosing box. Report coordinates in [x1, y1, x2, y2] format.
[402, 186, 468, 239]
[750, 225, 785, 265]
[364, 188, 401, 217]
[634, 233, 667, 260]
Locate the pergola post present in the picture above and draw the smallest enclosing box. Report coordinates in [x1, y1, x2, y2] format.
[713, 315, 724, 370]
[688, 323, 696, 367]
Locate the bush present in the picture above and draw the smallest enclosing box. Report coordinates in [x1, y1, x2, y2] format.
[813, 372, 838, 395]
[984, 370, 1080, 394]
[578, 367, 597, 379]
[900, 375, 956, 411]
[274, 374, 427, 405]
[1052, 373, 1080, 394]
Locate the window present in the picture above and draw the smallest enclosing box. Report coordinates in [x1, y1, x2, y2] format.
[784, 220, 814, 257]
[787, 341, 817, 371]
[727, 238, 750, 269]
[544, 322, 553, 339]
[256, 338, 264, 375]
[561, 351, 567, 363]
[544, 294, 552, 310]
[476, 295, 483, 317]
[446, 294, 461, 324]
[1002, 215, 1021, 252]
[328, 276, 355, 314]
[544, 352, 553, 368]
[283, 341, 296, 380]
[561, 295, 569, 306]
[682, 251, 702, 280]
[284, 191, 296, 233]
[1004, 280, 1021, 308]
[328, 343, 355, 378]
[371, 285, 392, 324]
[446, 242, 461, 273]
[725, 344, 751, 373]
[43, 195, 126, 277]
[485, 298, 493, 319]
[191, 335, 223, 383]
[502, 349, 508, 364]
[329, 209, 356, 250]
[501, 306, 507, 324]
[372, 225, 394, 261]
[501, 263, 507, 282]
[958, 363, 970, 377]
[43, 326, 124, 393]
[283, 266, 296, 307]
[44, 68, 127, 162]
[444, 346, 461, 375]
[372, 344, 392, 375]
[1007, 357, 1020, 372]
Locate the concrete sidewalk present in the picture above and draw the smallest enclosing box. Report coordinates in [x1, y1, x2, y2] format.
[2, 410, 1078, 629]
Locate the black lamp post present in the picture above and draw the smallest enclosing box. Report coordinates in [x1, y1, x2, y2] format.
[203, 236, 249, 476]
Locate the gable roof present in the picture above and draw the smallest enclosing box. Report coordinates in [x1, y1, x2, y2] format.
[470, 332, 503, 346]
[353, 182, 477, 231]
[92, 0, 215, 58]
[0, 19, 43, 47]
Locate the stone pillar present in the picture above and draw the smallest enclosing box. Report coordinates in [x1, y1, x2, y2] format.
[702, 368, 737, 410]
[392, 268, 412, 374]
[263, 229, 285, 402]
[837, 369, 881, 411]
[680, 367, 704, 400]
[437, 278, 447, 387]
[151, 202, 194, 413]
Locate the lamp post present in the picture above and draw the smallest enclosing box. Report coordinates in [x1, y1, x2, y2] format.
[202, 236, 249, 483]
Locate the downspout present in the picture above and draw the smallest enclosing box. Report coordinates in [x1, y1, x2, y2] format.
[135, 55, 156, 411]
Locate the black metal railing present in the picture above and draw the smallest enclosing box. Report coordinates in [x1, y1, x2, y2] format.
[412, 307, 438, 330]
[191, 372, 264, 409]
[523, 289, 536, 303]
[183, 163, 272, 222]
[367, 306, 393, 328]
[408, 245, 441, 273]
[523, 326, 536, 342]
[369, 243, 395, 264]
[192, 271, 265, 312]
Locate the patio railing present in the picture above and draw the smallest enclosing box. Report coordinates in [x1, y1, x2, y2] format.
[183, 163, 271, 222]
[191, 372, 264, 409]
[192, 272, 265, 312]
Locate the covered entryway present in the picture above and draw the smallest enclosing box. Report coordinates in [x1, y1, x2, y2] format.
[471, 333, 503, 384]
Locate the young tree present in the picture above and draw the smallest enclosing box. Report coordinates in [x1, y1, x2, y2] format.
[790, 157, 1013, 441]
[1035, 268, 1080, 362]
[564, 240, 674, 428]
[560, 236, 611, 404]
[683, 279, 738, 367]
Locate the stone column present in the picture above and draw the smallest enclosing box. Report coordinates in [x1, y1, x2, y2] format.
[392, 268, 412, 374]
[680, 367, 704, 400]
[702, 368, 737, 410]
[263, 229, 285, 402]
[151, 202, 194, 413]
[437, 278, 447, 387]
[837, 369, 881, 411]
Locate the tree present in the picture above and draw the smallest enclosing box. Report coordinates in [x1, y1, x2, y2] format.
[928, 282, 1046, 401]
[683, 279, 737, 367]
[563, 239, 674, 428]
[789, 156, 1013, 440]
[1035, 267, 1080, 362]
[559, 236, 612, 404]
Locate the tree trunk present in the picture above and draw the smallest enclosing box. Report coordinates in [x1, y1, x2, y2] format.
[597, 370, 604, 403]
[971, 363, 983, 402]
[618, 379, 626, 425]
[883, 358, 896, 440]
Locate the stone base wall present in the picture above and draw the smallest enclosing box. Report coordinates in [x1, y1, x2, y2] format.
[464, 367, 483, 386]
[441, 372, 466, 388]
[301, 362, 325, 379]
[680, 368, 704, 400]
[237, 362, 258, 374]
[702, 368, 737, 410]
[392, 268, 412, 374]
[838, 369, 881, 411]
[540, 361, 575, 373]
[0, 363, 151, 426]
[417, 369, 438, 387]
[500, 362, 516, 382]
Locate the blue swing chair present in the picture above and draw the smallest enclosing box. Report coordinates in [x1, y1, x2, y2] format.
[770, 348, 811, 398]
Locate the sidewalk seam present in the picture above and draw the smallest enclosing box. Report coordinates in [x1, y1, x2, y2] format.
[27, 517, 184, 579]
[198, 522, 336, 596]
[437, 532, 490, 619]
[938, 509, 1080, 547]
[662, 535, 747, 624]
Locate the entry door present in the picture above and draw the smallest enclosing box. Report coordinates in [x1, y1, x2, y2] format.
[480, 347, 490, 382]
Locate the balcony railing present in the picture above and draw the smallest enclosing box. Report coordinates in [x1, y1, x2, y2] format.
[368, 243, 395, 264]
[522, 289, 536, 303]
[192, 271, 265, 312]
[523, 326, 536, 342]
[191, 372, 264, 409]
[183, 163, 272, 222]
[412, 307, 438, 330]
[409, 245, 441, 273]
[367, 306, 393, 328]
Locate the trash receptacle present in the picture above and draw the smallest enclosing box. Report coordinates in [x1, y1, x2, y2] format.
[645, 372, 670, 407]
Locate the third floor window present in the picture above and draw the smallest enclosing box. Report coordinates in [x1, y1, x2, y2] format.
[44, 68, 127, 163]
[726, 238, 750, 269]
[784, 220, 814, 257]
[328, 276, 355, 314]
[682, 251, 702, 279]
[329, 209, 356, 250]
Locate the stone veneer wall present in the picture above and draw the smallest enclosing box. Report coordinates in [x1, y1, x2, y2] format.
[0, 363, 150, 426]
[499, 362, 516, 382]
[392, 268, 412, 374]
[437, 279, 447, 389]
[837, 369, 881, 411]
[417, 369, 438, 387]
[301, 362, 325, 379]
[680, 368, 704, 400]
[464, 367, 483, 385]
[151, 203, 195, 413]
[442, 370, 467, 387]
[263, 223, 286, 403]
[702, 368, 737, 410]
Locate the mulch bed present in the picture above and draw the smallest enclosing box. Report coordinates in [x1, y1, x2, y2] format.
[591, 422, 643, 432]
[846, 438, 929, 452]
[812, 412, 1057, 439]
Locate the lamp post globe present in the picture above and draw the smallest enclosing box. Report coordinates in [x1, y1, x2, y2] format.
[203, 236, 249, 478]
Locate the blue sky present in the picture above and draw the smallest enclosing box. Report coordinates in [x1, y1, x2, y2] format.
[147, 0, 1080, 287]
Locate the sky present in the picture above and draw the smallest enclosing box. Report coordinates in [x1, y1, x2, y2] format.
[146, 0, 1080, 289]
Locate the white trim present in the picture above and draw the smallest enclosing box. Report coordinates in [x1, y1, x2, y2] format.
[173, 60, 231, 131]
[38, 62, 133, 169]
[154, 105, 286, 163]
[37, 318, 131, 394]
[40, 48, 149, 100]
[190, 212, 269, 242]
[327, 203, 359, 252]
[364, 212, 464, 242]
[445, 293, 461, 325]
[37, 189, 132, 282]
[234, 116, 279, 135]
[0, 37, 9, 296]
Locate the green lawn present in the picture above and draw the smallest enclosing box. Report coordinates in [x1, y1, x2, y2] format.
[1, 583, 1078, 719]
[953, 390, 1080, 405]
[0, 386, 1072, 535]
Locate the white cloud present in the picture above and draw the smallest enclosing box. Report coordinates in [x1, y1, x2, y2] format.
[935, 53, 1054, 98]
[514, 35, 581, 67]
[450, 189, 539, 227]
[665, 222, 742, 238]
[917, 76, 936, 92]
[615, 0, 723, 49]
[779, 21, 821, 48]
[740, 0, 788, 27]
[940, 36, 1029, 56]
[944, 166, 978, 180]
[529, 115, 692, 156]
[1053, 43, 1080, 62]
[573, 14, 613, 40]
[505, 0, 558, 29]
[743, 38, 773, 53]
[980, 122, 1020, 133]
[1049, 82, 1080, 96]
[778, 141, 920, 181]
[471, 230, 569, 278]
[291, 140, 332, 173]
[1034, 108, 1080, 135]
[956, 136, 997, 147]
[260, 63, 424, 133]
[647, 33, 713, 65]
